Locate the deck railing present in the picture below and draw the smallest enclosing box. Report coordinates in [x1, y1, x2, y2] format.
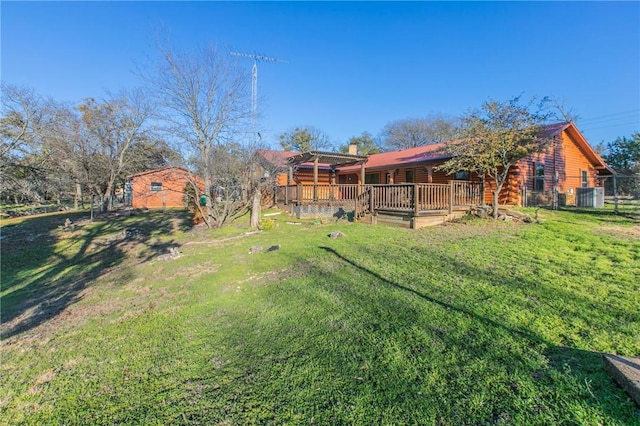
[416, 183, 450, 211]
[451, 180, 483, 206]
[276, 181, 483, 213]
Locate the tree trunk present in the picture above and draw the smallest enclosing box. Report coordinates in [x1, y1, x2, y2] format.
[250, 189, 261, 229]
[74, 181, 82, 210]
[492, 189, 500, 219]
[202, 171, 214, 229]
[103, 186, 112, 212]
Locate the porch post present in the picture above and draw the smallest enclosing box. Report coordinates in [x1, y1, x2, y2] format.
[448, 180, 454, 214]
[360, 162, 366, 186]
[313, 156, 319, 201]
[414, 183, 419, 216]
[425, 165, 433, 183]
[387, 169, 395, 184]
[288, 166, 293, 185]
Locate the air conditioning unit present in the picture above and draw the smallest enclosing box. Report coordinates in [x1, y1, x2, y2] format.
[576, 187, 604, 208]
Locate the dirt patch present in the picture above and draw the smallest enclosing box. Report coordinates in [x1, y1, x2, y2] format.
[597, 225, 640, 240]
[164, 261, 222, 282]
[183, 230, 262, 247]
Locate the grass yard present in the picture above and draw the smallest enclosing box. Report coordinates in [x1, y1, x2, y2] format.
[1, 207, 639, 425]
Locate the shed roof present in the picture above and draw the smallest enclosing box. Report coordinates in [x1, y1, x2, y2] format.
[127, 166, 193, 179]
[256, 150, 298, 170]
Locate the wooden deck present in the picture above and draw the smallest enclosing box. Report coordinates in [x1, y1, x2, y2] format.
[275, 181, 483, 227]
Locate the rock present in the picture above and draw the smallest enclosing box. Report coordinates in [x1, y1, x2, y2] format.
[329, 231, 346, 239]
[475, 206, 489, 219]
[157, 246, 182, 261]
[266, 245, 281, 252]
[249, 245, 263, 254]
[125, 228, 139, 238]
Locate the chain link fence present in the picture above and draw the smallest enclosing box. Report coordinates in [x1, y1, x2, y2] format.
[522, 174, 640, 216]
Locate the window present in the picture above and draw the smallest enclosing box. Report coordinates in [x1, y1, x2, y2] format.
[581, 170, 588, 188]
[454, 170, 470, 180]
[365, 173, 379, 184]
[150, 182, 163, 192]
[405, 169, 414, 183]
[534, 164, 544, 192]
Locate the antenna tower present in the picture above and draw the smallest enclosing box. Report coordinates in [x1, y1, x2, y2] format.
[230, 51, 286, 140]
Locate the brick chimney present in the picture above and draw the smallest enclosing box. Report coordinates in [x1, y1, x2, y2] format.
[348, 142, 358, 155]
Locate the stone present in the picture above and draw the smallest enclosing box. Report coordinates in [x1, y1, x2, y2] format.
[248, 245, 263, 254]
[169, 246, 181, 259]
[266, 245, 281, 252]
[329, 231, 346, 239]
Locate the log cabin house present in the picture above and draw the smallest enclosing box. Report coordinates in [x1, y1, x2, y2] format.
[270, 122, 611, 228]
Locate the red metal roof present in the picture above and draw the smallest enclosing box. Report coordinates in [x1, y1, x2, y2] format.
[259, 122, 609, 175]
[339, 142, 451, 172]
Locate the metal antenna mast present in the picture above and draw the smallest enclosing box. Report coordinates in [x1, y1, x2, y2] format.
[230, 51, 286, 140]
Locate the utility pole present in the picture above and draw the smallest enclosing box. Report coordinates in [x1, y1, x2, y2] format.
[230, 51, 286, 141]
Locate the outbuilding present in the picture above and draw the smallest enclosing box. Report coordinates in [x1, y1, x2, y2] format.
[125, 167, 200, 209]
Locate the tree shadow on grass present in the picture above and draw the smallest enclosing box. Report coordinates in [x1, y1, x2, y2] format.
[184, 242, 637, 423]
[0, 210, 186, 341]
[312, 245, 639, 422]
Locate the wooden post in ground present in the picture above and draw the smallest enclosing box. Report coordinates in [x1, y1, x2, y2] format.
[613, 174, 619, 214]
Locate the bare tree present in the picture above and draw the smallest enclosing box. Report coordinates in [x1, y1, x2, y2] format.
[145, 40, 252, 228]
[379, 114, 459, 151]
[78, 89, 153, 211]
[0, 83, 52, 203]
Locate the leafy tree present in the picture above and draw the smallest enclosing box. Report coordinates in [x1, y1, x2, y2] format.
[379, 114, 459, 150]
[602, 133, 640, 196]
[125, 136, 183, 174]
[437, 96, 552, 219]
[339, 132, 380, 155]
[279, 126, 332, 152]
[603, 133, 640, 174]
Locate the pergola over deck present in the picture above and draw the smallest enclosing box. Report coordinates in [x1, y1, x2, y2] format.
[286, 151, 368, 186]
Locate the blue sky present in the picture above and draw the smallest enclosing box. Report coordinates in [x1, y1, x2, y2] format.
[2, 1, 639, 150]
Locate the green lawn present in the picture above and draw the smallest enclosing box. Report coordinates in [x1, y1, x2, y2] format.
[1, 208, 639, 425]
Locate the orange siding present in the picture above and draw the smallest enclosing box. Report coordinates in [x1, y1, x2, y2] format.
[515, 131, 600, 206]
[330, 125, 604, 208]
[130, 168, 199, 209]
[293, 169, 332, 185]
[275, 172, 288, 186]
